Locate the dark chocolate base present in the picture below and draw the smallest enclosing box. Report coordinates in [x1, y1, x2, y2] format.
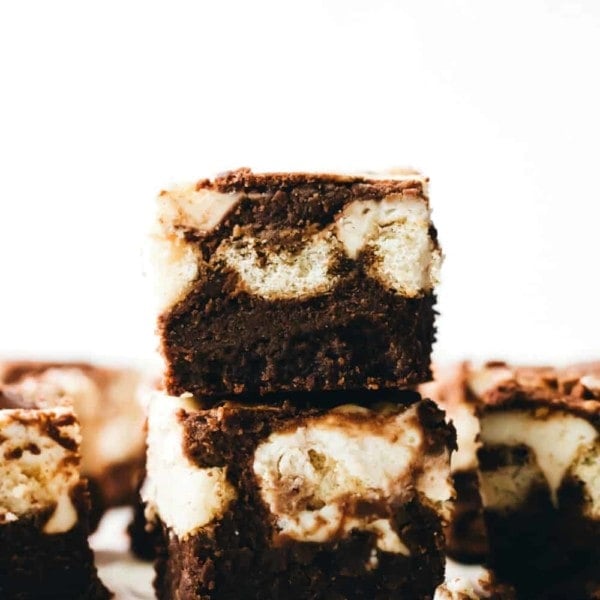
[483, 485, 600, 599]
[88, 456, 146, 531]
[446, 470, 487, 564]
[155, 500, 445, 600]
[152, 395, 451, 599]
[162, 277, 435, 399]
[128, 491, 159, 561]
[0, 498, 110, 599]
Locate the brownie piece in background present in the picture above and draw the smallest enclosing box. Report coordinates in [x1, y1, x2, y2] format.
[472, 361, 600, 599]
[0, 388, 110, 599]
[0, 361, 147, 529]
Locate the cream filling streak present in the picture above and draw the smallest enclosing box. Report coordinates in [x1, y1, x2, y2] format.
[152, 185, 440, 311]
[0, 408, 80, 534]
[142, 393, 237, 539]
[480, 410, 598, 507]
[253, 404, 452, 554]
[220, 235, 335, 299]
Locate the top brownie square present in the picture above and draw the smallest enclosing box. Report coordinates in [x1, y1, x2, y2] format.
[150, 168, 441, 399]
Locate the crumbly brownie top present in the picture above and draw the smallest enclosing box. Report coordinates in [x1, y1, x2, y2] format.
[152, 167, 440, 308]
[468, 361, 600, 424]
[166, 167, 435, 253]
[181, 392, 455, 469]
[203, 167, 428, 195]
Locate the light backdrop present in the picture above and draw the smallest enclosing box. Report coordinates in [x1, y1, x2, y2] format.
[1, 0, 598, 367]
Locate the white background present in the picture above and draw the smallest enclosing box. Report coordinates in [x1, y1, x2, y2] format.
[0, 0, 598, 368]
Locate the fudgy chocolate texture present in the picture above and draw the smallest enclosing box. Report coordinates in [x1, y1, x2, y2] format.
[153, 394, 453, 599]
[128, 476, 160, 561]
[162, 280, 435, 400]
[479, 446, 600, 598]
[159, 168, 437, 399]
[155, 503, 443, 600]
[0, 486, 110, 599]
[87, 455, 145, 531]
[482, 493, 600, 598]
[445, 470, 488, 564]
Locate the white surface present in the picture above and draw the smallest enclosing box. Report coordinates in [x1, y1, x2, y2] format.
[91, 508, 154, 600]
[1, 1, 600, 364]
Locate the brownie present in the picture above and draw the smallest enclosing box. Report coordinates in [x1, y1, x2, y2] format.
[0, 491, 110, 599]
[0, 361, 147, 529]
[0, 389, 110, 598]
[142, 390, 456, 599]
[471, 362, 600, 598]
[150, 168, 441, 399]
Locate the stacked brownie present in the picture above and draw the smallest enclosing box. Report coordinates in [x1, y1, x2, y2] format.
[143, 168, 456, 599]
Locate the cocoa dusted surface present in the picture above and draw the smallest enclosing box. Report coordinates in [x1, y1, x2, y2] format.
[204, 167, 428, 205]
[153, 394, 453, 600]
[474, 362, 600, 425]
[0, 485, 110, 599]
[190, 169, 435, 260]
[162, 277, 436, 400]
[160, 168, 437, 400]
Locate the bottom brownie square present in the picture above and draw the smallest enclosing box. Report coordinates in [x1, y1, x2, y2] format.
[142, 390, 456, 599]
[0, 390, 110, 599]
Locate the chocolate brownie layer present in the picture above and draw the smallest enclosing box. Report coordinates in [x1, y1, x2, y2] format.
[472, 362, 600, 597]
[151, 168, 441, 398]
[0, 492, 110, 599]
[143, 390, 455, 599]
[0, 389, 110, 598]
[0, 361, 147, 527]
[128, 475, 160, 561]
